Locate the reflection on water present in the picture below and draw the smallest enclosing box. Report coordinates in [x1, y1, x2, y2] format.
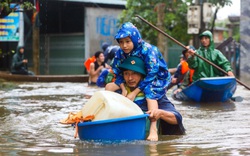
[0, 82, 250, 155]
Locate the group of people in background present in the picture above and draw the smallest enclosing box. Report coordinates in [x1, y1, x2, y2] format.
[84, 22, 234, 141]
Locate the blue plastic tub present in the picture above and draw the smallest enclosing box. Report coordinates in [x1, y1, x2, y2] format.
[77, 114, 148, 141]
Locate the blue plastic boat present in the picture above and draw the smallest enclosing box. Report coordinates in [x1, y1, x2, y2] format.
[182, 77, 237, 102]
[77, 114, 148, 141]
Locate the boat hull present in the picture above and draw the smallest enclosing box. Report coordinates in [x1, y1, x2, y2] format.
[182, 77, 237, 102]
[0, 72, 89, 82]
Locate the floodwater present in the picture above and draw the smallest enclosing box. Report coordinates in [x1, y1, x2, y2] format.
[0, 82, 250, 156]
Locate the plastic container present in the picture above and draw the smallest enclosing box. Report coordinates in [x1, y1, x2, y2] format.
[77, 114, 148, 141]
[81, 91, 144, 121]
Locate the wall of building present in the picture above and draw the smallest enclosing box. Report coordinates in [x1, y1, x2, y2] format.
[240, 0, 250, 86]
[84, 7, 122, 59]
[213, 30, 224, 43]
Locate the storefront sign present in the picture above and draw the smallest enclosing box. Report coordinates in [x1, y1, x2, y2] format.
[0, 5, 20, 41]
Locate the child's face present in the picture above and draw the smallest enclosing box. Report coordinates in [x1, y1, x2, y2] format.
[200, 36, 210, 48]
[118, 37, 134, 54]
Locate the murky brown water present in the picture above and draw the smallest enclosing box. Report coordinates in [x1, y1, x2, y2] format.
[0, 82, 250, 155]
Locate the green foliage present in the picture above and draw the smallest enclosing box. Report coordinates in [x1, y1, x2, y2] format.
[118, 0, 193, 46]
[0, 1, 34, 18]
[233, 26, 240, 42]
[118, 0, 234, 46]
[208, 0, 232, 7]
[0, 1, 12, 14]
[223, 30, 229, 39]
[0, 0, 34, 14]
[21, 1, 34, 10]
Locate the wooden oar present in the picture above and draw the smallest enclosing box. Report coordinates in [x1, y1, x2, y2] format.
[135, 15, 250, 90]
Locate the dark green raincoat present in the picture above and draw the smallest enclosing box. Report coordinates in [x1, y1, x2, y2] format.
[187, 30, 233, 81]
[11, 46, 29, 75]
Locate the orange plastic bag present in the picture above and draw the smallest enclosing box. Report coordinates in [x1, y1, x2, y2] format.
[60, 111, 95, 138]
[84, 56, 96, 72]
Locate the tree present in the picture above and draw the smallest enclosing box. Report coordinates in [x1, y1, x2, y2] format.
[118, 0, 233, 47]
[206, 0, 233, 33]
[118, 0, 192, 46]
[0, 0, 33, 18]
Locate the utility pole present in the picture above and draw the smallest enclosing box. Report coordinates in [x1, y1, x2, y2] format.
[191, 0, 212, 48]
[193, 0, 200, 48]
